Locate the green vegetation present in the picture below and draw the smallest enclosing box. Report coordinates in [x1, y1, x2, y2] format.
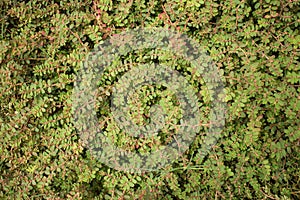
[0, 0, 299, 199]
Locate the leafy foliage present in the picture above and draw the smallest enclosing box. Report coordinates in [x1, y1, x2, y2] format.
[0, 0, 299, 199]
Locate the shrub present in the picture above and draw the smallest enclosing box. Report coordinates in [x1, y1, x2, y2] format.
[0, 0, 299, 199]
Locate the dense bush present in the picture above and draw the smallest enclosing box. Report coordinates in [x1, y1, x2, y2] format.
[0, 0, 299, 199]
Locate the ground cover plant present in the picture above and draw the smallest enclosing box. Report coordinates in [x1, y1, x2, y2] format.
[0, 0, 299, 199]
